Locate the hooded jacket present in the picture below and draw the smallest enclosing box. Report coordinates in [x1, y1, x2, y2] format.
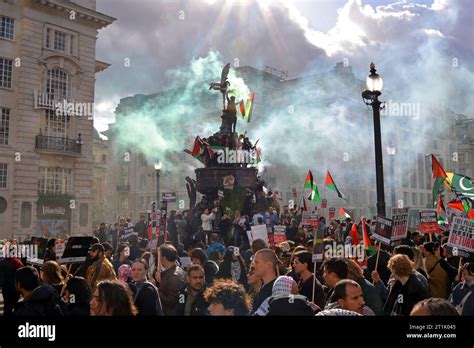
[14, 284, 65, 317]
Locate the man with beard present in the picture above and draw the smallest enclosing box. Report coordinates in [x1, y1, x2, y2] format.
[176, 264, 209, 315]
[86, 243, 116, 291]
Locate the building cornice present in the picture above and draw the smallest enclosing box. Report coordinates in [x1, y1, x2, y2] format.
[38, 0, 116, 29]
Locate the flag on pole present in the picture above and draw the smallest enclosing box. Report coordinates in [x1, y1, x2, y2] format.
[338, 207, 351, 220]
[304, 170, 320, 202]
[447, 199, 469, 213]
[431, 154, 450, 207]
[446, 173, 474, 201]
[361, 217, 374, 255]
[325, 171, 349, 202]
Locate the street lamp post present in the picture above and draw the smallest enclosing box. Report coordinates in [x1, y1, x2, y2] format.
[362, 62, 386, 217]
[154, 162, 162, 209]
[386, 144, 396, 210]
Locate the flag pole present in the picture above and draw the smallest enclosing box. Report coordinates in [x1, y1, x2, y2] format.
[374, 241, 381, 271]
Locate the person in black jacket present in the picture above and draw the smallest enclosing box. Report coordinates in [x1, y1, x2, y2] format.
[0, 253, 24, 316]
[130, 259, 163, 316]
[176, 264, 209, 315]
[63, 276, 91, 316]
[383, 254, 428, 315]
[14, 266, 66, 316]
[364, 241, 391, 284]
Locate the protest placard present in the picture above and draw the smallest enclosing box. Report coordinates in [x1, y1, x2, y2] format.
[273, 225, 287, 244]
[55, 239, 66, 259]
[419, 209, 439, 234]
[248, 224, 269, 246]
[302, 212, 318, 227]
[391, 208, 409, 242]
[447, 217, 474, 258]
[372, 216, 393, 245]
[119, 227, 138, 243]
[59, 236, 95, 264]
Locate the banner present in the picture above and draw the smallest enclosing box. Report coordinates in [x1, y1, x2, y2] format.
[391, 208, 409, 242]
[419, 209, 439, 234]
[372, 216, 393, 245]
[59, 237, 95, 264]
[273, 225, 287, 244]
[312, 222, 325, 262]
[447, 217, 474, 258]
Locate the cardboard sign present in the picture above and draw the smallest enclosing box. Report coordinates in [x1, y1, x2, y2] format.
[391, 208, 409, 242]
[321, 199, 327, 209]
[248, 224, 269, 246]
[328, 207, 336, 219]
[302, 212, 318, 227]
[119, 227, 138, 243]
[419, 209, 439, 234]
[447, 217, 474, 258]
[27, 237, 49, 265]
[273, 225, 287, 244]
[372, 216, 394, 245]
[59, 236, 95, 264]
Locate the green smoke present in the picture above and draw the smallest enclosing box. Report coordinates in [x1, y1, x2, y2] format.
[112, 51, 250, 169]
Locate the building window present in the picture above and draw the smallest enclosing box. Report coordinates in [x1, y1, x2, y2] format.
[0, 163, 6, 188]
[412, 193, 417, 206]
[54, 31, 66, 52]
[0, 107, 10, 145]
[0, 58, 13, 88]
[20, 202, 32, 227]
[45, 109, 70, 137]
[0, 16, 14, 40]
[79, 204, 88, 227]
[38, 167, 73, 194]
[46, 28, 50, 48]
[47, 69, 69, 99]
[403, 192, 409, 206]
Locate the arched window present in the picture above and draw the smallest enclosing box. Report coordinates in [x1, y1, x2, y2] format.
[47, 68, 69, 99]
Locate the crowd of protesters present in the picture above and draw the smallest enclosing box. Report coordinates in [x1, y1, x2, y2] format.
[0, 202, 473, 317]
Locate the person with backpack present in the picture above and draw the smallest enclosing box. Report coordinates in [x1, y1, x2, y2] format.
[449, 262, 474, 316]
[14, 266, 66, 317]
[129, 259, 163, 316]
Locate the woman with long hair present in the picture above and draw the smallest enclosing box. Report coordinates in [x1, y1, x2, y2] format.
[40, 260, 65, 294]
[90, 280, 138, 316]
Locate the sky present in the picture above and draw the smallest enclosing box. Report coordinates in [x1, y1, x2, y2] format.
[93, 0, 474, 133]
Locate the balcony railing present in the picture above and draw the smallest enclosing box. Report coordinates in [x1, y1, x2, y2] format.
[35, 134, 82, 155]
[116, 184, 130, 192]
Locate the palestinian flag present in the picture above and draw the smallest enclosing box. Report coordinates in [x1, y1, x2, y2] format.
[325, 171, 349, 202]
[338, 207, 351, 220]
[239, 100, 246, 117]
[304, 170, 320, 202]
[191, 136, 202, 158]
[446, 173, 474, 201]
[447, 199, 469, 213]
[240, 92, 255, 123]
[255, 148, 262, 164]
[431, 155, 449, 207]
[361, 217, 375, 255]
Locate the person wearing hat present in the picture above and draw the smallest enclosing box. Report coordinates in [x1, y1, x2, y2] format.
[86, 243, 116, 291]
[449, 262, 474, 315]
